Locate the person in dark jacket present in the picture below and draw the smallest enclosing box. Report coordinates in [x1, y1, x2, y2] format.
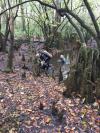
[36, 49, 52, 71]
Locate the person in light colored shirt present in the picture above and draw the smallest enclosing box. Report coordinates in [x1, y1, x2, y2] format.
[58, 54, 70, 81]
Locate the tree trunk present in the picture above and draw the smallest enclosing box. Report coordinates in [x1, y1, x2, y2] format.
[55, 0, 61, 24]
[0, 33, 3, 51]
[3, 16, 10, 52]
[6, 16, 14, 72]
[51, 0, 62, 49]
[20, 0, 26, 31]
[0, 16, 3, 51]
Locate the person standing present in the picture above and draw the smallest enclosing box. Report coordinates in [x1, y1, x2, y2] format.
[58, 54, 70, 82]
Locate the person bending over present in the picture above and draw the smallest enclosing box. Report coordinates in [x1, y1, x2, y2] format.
[36, 49, 52, 71]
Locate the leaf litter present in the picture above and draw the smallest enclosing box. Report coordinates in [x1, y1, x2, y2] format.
[0, 46, 100, 133]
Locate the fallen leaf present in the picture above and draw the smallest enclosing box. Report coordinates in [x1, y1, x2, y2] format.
[44, 116, 51, 124]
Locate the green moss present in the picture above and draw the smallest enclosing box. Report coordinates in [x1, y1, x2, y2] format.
[4, 67, 13, 73]
[64, 46, 100, 103]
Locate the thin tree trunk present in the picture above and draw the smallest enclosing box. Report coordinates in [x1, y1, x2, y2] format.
[6, 15, 14, 72]
[20, 0, 26, 31]
[55, 0, 61, 24]
[0, 16, 3, 51]
[3, 16, 10, 52]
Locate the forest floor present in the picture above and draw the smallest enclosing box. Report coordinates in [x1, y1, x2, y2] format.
[0, 44, 100, 133]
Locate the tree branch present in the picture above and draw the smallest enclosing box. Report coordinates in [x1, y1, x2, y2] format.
[58, 7, 96, 38]
[0, 0, 55, 16]
[83, 0, 100, 37]
[65, 13, 85, 43]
